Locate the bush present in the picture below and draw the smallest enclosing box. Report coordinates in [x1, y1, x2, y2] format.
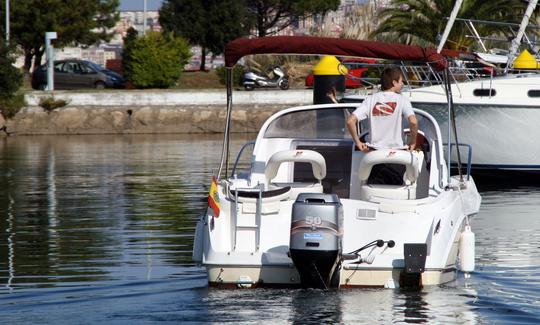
[0, 41, 23, 119]
[122, 27, 139, 81]
[125, 31, 191, 88]
[39, 97, 68, 112]
[215, 65, 245, 87]
[0, 93, 25, 119]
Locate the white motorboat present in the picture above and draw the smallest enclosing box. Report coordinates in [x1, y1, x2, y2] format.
[192, 36, 481, 288]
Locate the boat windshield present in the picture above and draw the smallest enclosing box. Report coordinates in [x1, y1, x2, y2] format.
[264, 107, 355, 139]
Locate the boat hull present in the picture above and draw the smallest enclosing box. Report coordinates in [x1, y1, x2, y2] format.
[205, 265, 458, 288]
[198, 177, 480, 289]
[412, 102, 540, 172]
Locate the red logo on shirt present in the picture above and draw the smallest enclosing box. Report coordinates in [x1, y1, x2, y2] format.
[372, 102, 397, 116]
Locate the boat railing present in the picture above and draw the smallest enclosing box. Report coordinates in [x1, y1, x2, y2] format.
[443, 143, 473, 180]
[348, 61, 501, 90]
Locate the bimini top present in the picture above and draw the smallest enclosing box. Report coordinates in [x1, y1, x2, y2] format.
[224, 36, 460, 70]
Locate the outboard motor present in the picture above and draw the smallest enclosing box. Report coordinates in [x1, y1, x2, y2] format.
[290, 193, 343, 289]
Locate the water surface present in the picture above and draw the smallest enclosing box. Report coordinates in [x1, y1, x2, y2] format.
[1, 135, 539, 324]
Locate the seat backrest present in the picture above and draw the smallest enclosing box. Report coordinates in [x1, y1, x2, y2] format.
[265, 149, 326, 187]
[358, 149, 423, 184]
[360, 129, 428, 153]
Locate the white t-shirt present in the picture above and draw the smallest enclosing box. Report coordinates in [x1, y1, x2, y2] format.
[352, 91, 415, 149]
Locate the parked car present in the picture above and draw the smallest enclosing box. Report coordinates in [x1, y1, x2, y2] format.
[32, 59, 125, 90]
[305, 58, 376, 88]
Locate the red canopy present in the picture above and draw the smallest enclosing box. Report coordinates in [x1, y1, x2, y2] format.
[225, 36, 453, 70]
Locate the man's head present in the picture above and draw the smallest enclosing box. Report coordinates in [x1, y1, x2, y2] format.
[380, 67, 404, 92]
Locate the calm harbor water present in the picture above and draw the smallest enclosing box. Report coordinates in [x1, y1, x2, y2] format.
[1, 134, 539, 324]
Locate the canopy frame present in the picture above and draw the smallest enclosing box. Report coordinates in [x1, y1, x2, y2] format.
[218, 36, 461, 181]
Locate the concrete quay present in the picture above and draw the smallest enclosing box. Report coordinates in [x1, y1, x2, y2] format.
[3, 89, 315, 135]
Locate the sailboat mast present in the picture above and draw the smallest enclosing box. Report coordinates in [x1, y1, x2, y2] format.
[507, 0, 538, 68]
[437, 0, 463, 53]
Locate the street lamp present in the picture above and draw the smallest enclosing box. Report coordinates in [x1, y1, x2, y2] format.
[143, 0, 147, 35]
[45, 32, 57, 91]
[5, 0, 9, 41]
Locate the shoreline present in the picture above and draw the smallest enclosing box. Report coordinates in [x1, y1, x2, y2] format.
[2, 89, 314, 136]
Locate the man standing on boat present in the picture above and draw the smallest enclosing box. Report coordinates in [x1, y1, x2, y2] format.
[344, 67, 418, 152]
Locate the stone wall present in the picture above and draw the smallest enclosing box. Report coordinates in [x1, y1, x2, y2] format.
[1, 89, 314, 135]
[3, 104, 285, 135]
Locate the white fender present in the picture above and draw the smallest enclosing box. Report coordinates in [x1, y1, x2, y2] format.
[459, 225, 475, 273]
[265, 149, 326, 185]
[358, 149, 423, 183]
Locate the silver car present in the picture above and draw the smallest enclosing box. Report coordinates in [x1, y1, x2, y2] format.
[32, 59, 125, 90]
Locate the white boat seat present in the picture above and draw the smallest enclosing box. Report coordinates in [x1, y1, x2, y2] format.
[271, 182, 324, 200]
[229, 186, 292, 215]
[359, 150, 424, 201]
[359, 149, 423, 183]
[229, 186, 291, 203]
[265, 149, 326, 188]
[360, 184, 416, 201]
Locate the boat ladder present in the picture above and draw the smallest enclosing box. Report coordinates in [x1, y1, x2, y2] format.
[230, 184, 263, 253]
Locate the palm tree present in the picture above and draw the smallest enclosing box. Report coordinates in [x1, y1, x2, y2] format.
[371, 0, 532, 51]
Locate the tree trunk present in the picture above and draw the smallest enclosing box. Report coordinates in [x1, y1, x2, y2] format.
[258, 25, 266, 37]
[199, 47, 206, 71]
[33, 48, 44, 72]
[257, 12, 266, 37]
[257, 4, 266, 37]
[24, 52, 33, 73]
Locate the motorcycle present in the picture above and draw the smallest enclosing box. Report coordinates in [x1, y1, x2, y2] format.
[242, 66, 289, 91]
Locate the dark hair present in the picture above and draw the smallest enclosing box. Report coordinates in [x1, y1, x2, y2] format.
[380, 67, 404, 91]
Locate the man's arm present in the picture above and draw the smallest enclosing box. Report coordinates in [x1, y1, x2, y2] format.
[327, 88, 338, 103]
[346, 114, 369, 152]
[407, 114, 418, 150]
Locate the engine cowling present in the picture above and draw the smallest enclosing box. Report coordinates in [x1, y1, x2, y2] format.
[289, 193, 343, 288]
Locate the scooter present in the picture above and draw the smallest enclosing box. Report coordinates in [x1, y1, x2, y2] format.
[242, 66, 289, 91]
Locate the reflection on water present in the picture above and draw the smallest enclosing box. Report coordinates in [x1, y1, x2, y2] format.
[470, 188, 540, 324]
[1, 134, 539, 324]
[0, 134, 252, 292]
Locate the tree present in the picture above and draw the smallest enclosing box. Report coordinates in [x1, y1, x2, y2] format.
[0, 42, 22, 99]
[124, 31, 191, 89]
[159, 0, 250, 71]
[1, 0, 119, 73]
[371, 0, 531, 51]
[0, 41, 23, 119]
[122, 27, 139, 81]
[247, 0, 340, 37]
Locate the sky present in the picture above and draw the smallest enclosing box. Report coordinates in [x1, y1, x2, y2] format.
[119, 0, 163, 11]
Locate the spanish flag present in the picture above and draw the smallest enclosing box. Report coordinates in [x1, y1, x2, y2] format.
[208, 176, 220, 217]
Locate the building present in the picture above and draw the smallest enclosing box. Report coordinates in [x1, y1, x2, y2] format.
[111, 11, 162, 44]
